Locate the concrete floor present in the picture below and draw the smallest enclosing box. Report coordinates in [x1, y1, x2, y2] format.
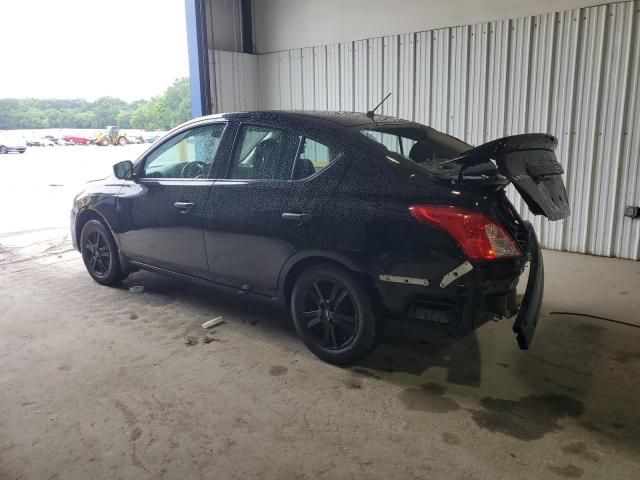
[1, 229, 639, 480]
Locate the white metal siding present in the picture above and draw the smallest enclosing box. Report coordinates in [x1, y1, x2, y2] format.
[209, 0, 640, 259]
[210, 50, 258, 112]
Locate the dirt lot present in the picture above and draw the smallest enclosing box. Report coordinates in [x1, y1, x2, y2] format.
[1, 147, 639, 479]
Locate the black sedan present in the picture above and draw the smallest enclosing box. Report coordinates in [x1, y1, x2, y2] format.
[71, 111, 570, 365]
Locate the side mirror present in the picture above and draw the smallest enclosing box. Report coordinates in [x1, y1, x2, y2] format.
[113, 160, 134, 180]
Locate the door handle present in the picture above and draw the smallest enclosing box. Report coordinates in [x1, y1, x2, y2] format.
[174, 201, 196, 212]
[282, 212, 313, 224]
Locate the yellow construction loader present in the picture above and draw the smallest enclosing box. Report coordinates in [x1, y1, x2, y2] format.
[95, 126, 128, 146]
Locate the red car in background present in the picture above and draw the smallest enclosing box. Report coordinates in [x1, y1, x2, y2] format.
[63, 135, 92, 145]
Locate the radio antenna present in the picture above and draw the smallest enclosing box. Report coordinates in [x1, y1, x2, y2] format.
[366, 92, 392, 119]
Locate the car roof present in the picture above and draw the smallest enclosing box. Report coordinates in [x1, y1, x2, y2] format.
[190, 110, 419, 129]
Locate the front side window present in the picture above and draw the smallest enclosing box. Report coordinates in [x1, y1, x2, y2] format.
[229, 125, 340, 181]
[143, 123, 225, 179]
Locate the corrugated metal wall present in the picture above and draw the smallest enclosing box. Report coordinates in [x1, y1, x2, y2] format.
[209, 50, 258, 113]
[211, 0, 640, 260]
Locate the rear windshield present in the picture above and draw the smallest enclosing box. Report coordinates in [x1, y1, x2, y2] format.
[359, 125, 470, 166]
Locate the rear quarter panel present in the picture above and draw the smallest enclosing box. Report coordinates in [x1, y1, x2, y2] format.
[323, 148, 526, 321]
[322, 150, 468, 277]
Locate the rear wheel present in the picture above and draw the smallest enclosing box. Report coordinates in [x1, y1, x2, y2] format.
[80, 219, 127, 285]
[118, 136, 127, 146]
[290, 264, 379, 365]
[0, 146, 7, 154]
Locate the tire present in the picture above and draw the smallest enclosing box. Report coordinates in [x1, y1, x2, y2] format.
[290, 264, 380, 365]
[98, 138, 109, 146]
[118, 136, 127, 146]
[80, 219, 128, 285]
[0, 146, 7, 154]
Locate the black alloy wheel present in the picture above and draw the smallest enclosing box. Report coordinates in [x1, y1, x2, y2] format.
[291, 264, 379, 365]
[80, 219, 127, 285]
[83, 230, 111, 278]
[301, 279, 359, 350]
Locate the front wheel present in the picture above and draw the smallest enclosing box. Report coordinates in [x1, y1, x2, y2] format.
[80, 219, 128, 285]
[0, 146, 7, 154]
[290, 264, 380, 365]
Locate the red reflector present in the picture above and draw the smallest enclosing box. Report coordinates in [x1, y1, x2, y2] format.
[409, 205, 522, 261]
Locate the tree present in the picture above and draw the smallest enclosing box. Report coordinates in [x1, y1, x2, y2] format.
[0, 77, 191, 130]
[93, 97, 128, 126]
[130, 102, 156, 130]
[130, 78, 191, 130]
[116, 110, 132, 129]
[163, 77, 191, 127]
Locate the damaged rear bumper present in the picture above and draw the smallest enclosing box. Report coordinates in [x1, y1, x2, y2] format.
[376, 222, 544, 349]
[512, 221, 544, 349]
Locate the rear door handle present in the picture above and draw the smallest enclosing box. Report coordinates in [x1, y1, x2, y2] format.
[282, 212, 313, 224]
[174, 201, 196, 212]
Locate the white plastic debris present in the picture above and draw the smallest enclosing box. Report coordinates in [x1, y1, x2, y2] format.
[129, 285, 145, 293]
[202, 316, 224, 329]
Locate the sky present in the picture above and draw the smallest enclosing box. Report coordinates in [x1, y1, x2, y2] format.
[0, 0, 189, 101]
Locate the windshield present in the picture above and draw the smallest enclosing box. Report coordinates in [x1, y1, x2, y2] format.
[359, 125, 470, 166]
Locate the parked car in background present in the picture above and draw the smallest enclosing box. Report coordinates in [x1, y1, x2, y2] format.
[44, 135, 60, 145]
[71, 111, 570, 365]
[26, 138, 43, 147]
[63, 135, 92, 145]
[0, 133, 27, 154]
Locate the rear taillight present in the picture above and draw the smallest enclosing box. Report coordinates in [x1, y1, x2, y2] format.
[409, 205, 522, 261]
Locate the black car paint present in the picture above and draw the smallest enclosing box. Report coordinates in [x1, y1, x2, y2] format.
[71, 111, 557, 347]
[450, 133, 570, 221]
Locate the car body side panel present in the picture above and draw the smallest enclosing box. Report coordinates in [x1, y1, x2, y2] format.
[116, 179, 213, 279]
[112, 120, 233, 279]
[202, 122, 351, 296]
[203, 179, 299, 294]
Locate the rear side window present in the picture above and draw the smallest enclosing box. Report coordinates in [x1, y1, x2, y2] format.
[360, 126, 470, 165]
[229, 124, 341, 181]
[293, 137, 340, 180]
[362, 130, 417, 158]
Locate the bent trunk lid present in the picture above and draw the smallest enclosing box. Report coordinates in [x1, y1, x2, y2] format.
[454, 134, 570, 221]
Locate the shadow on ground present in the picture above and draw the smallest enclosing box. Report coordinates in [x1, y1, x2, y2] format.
[113, 268, 639, 453]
